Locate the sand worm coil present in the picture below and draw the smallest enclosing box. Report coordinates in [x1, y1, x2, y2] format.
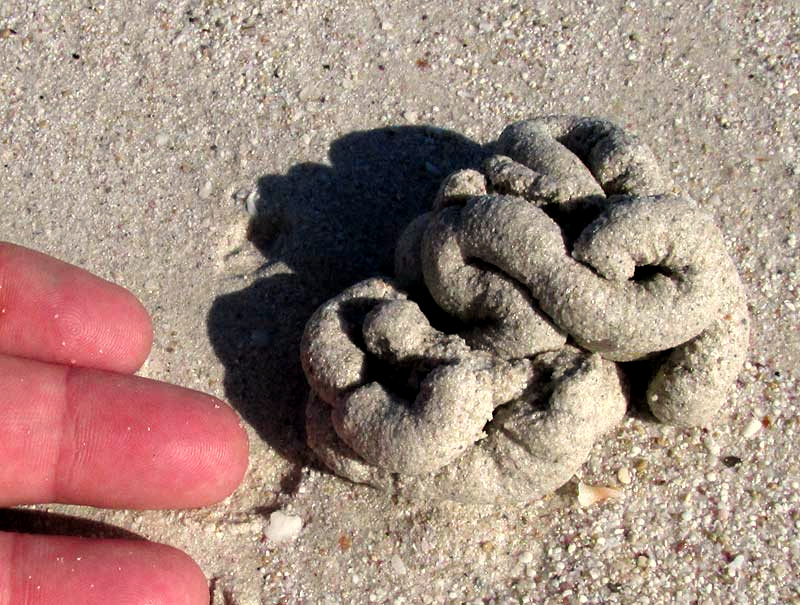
[300, 115, 749, 503]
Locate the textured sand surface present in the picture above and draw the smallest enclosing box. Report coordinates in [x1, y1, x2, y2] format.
[1, 1, 798, 603]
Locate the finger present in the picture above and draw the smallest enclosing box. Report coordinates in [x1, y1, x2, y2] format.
[0, 532, 209, 605]
[0, 354, 249, 509]
[0, 242, 152, 373]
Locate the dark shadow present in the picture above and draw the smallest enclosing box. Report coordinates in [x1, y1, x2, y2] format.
[0, 508, 144, 540]
[618, 357, 667, 423]
[208, 126, 488, 465]
[250, 126, 490, 296]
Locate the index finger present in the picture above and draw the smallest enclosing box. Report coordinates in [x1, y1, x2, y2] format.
[0, 242, 152, 373]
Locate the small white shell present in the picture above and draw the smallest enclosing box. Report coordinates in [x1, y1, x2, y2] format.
[245, 189, 260, 216]
[577, 482, 624, 507]
[265, 511, 303, 543]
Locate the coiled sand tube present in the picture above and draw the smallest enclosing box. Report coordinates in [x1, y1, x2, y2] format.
[494, 115, 670, 200]
[301, 115, 750, 506]
[300, 277, 406, 407]
[425, 193, 730, 362]
[303, 291, 626, 503]
[646, 278, 749, 426]
[400, 347, 627, 504]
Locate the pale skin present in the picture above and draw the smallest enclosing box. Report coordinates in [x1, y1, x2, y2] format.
[0, 242, 250, 605]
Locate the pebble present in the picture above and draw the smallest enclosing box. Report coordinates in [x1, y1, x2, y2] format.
[232, 187, 250, 203]
[390, 554, 407, 575]
[519, 550, 534, 564]
[298, 86, 318, 102]
[199, 180, 214, 200]
[704, 437, 721, 456]
[742, 418, 762, 439]
[617, 467, 632, 485]
[727, 554, 746, 576]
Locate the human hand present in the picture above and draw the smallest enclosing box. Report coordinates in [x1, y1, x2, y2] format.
[0, 243, 249, 604]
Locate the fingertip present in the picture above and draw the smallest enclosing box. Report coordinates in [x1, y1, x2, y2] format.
[142, 542, 211, 605]
[111, 291, 154, 373]
[188, 396, 250, 506]
[57, 270, 155, 374]
[0, 533, 211, 605]
[0, 242, 155, 373]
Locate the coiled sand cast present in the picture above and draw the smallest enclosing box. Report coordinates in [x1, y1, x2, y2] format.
[301, 115, 749, 504]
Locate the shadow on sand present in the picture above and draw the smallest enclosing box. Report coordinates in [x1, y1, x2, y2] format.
[207, 126, 488, 468]
[0, 508, 144, 540]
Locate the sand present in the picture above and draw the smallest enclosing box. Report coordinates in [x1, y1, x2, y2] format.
[1, 1, 798, 603]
